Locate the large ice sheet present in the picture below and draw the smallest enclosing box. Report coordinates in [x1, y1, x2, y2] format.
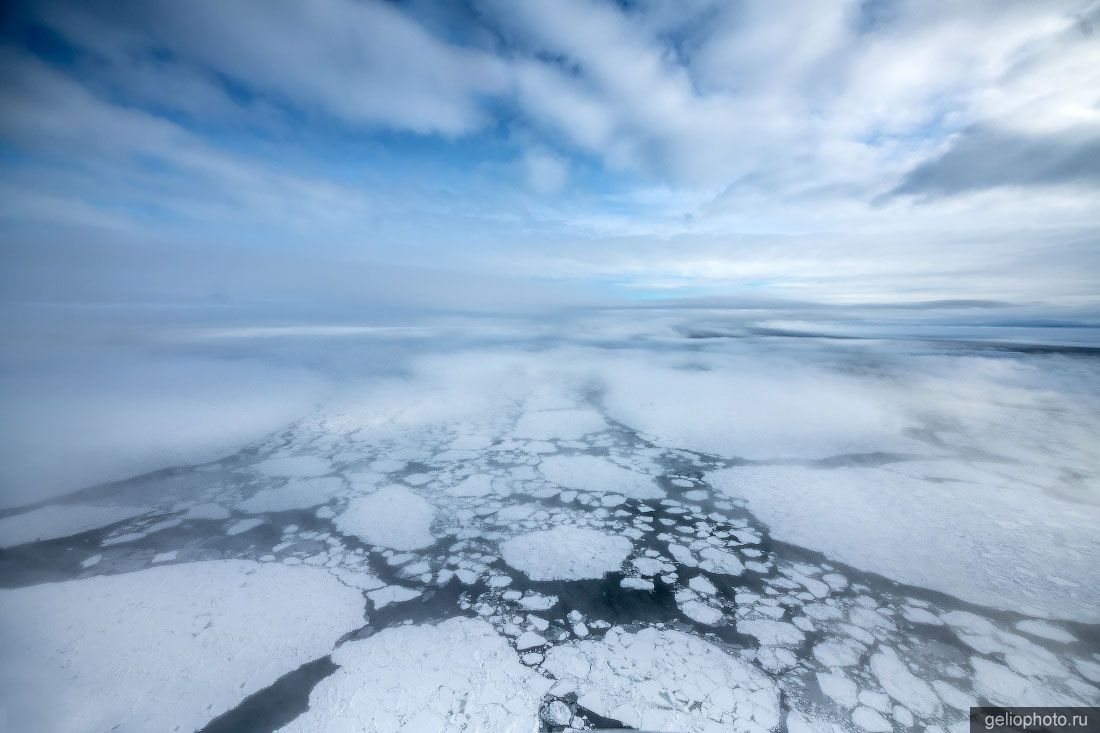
[252, 455, 332, 478]
[542, 626, 780, 732]
[710, 465, 1100, 621]
[501, 526, 632, 580]
[0, 561, 365, 732]
[599, 353, 917, 460]
[335, 485, 436, 550]
[281, 617, 550, 732]
[0, 503, 148, 548]
[238, 476, 346, 513]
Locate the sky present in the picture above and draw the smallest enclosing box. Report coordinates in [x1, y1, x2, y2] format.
[1, 0, 1099, 308]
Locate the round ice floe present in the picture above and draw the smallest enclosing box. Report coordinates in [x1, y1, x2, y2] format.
[0, 561, 364, 733]
[501, 526, 632, 580]
[281, 617, 551, 733]
[538, 454, 664, 500]
[335, 485, 435, 550]
[541, 626, 780, 732]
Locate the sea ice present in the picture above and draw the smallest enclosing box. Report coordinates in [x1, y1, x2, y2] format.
[0, 561, 364, 733]
[226, 517, 264, 535]
[539, 454, 664, 500]
[869, 647, 939, 717]
[698, 547, 744, 575]
[688, 575, 717, 594]
[281, 618, 550, 732]
[183, 502, 231, 520]
[737, 619, 805, 646]
[252, 455, 331, 478]
[501, 526, 631, 580]
[367, 585, 422, 609]
[515, 631, 546, 650]
[680, 599, 724, 625]
[621, 577, 655, 591]
[513, 408, 606, 441]
[446, 474, 493, 497]
[1015, 619, 1076, 643]
[0, 504, 147, 548]
[851, 706, 892, 732]
[542, 626, 780, 732]
[238, 476, 346, 513]
[817, 671, 858, 707]
[599, 355, 917, 460]
[813, 640, 861, 667]
[710, 465, 1100, 621]
[335, 486, 435, 550]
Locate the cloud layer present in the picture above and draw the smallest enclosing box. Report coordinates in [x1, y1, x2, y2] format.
[0, 0, 1097, 303]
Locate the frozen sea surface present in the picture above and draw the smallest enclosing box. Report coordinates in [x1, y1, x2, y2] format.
[0, 561, 364, 732]
[1, 317, 1098, 732]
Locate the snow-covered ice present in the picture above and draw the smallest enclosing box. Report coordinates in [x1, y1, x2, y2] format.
[281, 618, 551, 732]
[0, 504, 147, 548]
[513, 407, 606, 441]
[335, 485, 435, 550]
[538, 454, 664, 500]
[252, 455, 332, 478]
[238, 476, 346, 513]
[542, 626, 780, 732]
[709, 465, 1100, 621]
[501, 526, 632, 580]
[367, 585, 422, 609]
[0, 561, 364, 732]
[226, 517, 265, 535]
[4, 319, 1099, 733]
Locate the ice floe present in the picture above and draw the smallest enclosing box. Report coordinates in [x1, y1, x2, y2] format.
[252, 455, 332, 478]
[538, 454, 664, 500]
[226, 517, 265, 535]
[335, 485, 435, 550]
[281, 617, 550, 732]
[500, 525, 632, 580]
[0, 561, 364, 732]
[710, 464, 1100, 621]
[542, 626, 780, 732]
[0, 503, 148, 548]
[238, 476, 346, 513]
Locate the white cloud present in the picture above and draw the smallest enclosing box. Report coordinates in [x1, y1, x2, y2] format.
[522, 147, 569, 194]
[0, 50, 372, 233]
[1, 0, 1097, 303]
[29, 0, 509, 135]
